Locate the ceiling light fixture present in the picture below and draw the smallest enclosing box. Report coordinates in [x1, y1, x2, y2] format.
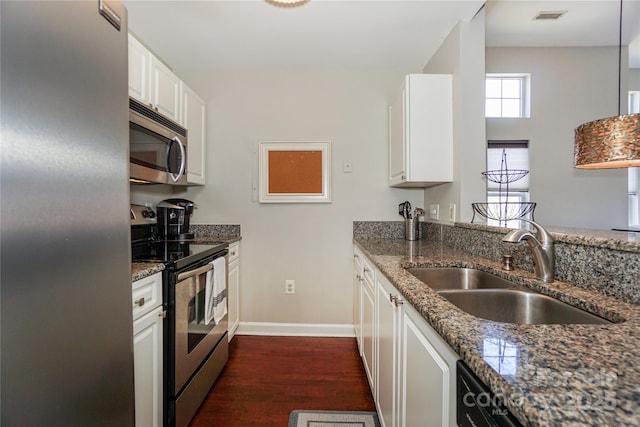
[574, 0, 640, 169]
[267, 0, 309, 7]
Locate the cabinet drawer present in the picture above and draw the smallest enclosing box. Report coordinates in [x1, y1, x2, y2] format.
[353, 247, 363, 271]
[362, 256, 376, 286]
[228, 242, 240, 264]
[132, 272, 162, 321]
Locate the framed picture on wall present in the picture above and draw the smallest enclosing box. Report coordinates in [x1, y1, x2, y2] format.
[258, 141, 332, 203]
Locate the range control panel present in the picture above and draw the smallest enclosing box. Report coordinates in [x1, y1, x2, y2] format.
[130, 204, 157, 226]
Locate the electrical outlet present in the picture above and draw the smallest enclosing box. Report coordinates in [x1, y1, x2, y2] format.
[448, 204, 456, 222]
[343, 159, 353, 173]
[285, 279, 295, 294]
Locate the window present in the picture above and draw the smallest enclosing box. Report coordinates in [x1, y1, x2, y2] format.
[486, 140, 531, 228]
[629, 91, 640, 228]
[485, 73, 530, 118]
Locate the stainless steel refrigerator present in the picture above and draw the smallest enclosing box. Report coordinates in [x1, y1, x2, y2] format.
[1, 1, 134, 425]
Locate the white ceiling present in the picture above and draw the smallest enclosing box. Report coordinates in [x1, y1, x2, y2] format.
[486, 0, 640, 67]
[124, 0, 640, 71]
[123, 0, 484, 70]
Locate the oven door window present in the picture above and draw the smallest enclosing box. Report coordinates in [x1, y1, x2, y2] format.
[187, 284, 215, 353]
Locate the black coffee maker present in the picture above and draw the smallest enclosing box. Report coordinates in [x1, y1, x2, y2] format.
[156, 198, 195, 241]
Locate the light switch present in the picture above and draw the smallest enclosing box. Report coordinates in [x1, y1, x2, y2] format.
[429, 204, 440, 220]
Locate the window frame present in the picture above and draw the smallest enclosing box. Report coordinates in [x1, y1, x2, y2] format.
[485, 73, 531, 119]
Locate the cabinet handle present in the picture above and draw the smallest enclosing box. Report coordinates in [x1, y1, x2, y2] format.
[401, 175, 406, 180]
[231, 251, 236, 256]
[363, 267, 370, 274]
[394, 298, 404, 307]
[389, 293, 396, 302]
[354, 254, 359, 260]
[134, 297, 145, 307]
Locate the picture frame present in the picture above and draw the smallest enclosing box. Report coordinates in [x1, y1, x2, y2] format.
[258, 141, 331, 203]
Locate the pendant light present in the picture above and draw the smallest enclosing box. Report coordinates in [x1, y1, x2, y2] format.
[574, 0, 640, 169]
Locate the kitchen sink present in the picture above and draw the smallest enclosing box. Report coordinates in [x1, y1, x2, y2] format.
[437, 289, 611, 325]
[406, 267, 515, 290]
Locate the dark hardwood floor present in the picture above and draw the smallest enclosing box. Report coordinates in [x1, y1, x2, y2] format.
[189, 335, 376, 426]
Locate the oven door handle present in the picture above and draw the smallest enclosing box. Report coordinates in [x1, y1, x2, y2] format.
[177, 262, 213, 281]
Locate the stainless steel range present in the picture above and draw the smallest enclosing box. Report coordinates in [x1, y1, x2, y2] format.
[131, 204, 229, 427]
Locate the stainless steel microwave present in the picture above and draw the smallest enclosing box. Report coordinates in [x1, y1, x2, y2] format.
[129, 97, 188, 185]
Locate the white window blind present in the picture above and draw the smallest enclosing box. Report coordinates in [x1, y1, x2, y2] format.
[486, 140, 529, 192]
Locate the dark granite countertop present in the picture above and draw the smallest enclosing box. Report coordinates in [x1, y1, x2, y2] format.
[131, 262, 165, 282]
[354, 238, 640, 427]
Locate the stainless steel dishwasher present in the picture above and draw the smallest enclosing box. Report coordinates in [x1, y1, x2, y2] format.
[457, 361, 523, 427]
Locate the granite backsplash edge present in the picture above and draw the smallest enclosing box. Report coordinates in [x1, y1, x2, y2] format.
[353, 221, 639, 304]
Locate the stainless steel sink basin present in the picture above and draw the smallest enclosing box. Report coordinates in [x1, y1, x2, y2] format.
[437, 289, 611, 325]
[406, 267, 514, 290]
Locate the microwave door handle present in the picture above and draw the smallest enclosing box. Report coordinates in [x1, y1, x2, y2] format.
[168, 136, 186, 183]
[177, 263, 213, 282]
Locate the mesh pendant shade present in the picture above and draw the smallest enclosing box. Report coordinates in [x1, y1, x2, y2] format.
[574, 113, 640, 169]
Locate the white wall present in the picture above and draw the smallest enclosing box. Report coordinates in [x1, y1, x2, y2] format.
[144, 69, 424, 326]
[422, 10, 486, 223]
[486, 47, 628, 230]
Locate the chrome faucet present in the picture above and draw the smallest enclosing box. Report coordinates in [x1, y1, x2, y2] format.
[502, 220, 555, 283]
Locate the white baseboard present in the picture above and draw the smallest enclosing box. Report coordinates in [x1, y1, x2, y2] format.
[235, 321, 356, 337]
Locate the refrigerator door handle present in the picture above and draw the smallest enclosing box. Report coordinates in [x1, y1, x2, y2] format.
[98, 0, 122, 31]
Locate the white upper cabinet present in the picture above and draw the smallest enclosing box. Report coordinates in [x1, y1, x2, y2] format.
[128, 34, 150, 103]
[182, 83, 207, 185]
[389, 74, 453, 188]
[128, 33, 182, 124]
[149, 55, 182, 124]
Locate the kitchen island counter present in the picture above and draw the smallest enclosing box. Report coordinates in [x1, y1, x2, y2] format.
[354, 237, 640, 427]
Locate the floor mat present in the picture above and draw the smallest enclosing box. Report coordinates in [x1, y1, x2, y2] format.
[288, 410, 381, 427]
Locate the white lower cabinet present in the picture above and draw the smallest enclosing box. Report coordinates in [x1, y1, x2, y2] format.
[227, 242, 240, 340]
[132, 272, 164, 427]
[361, 272, 376, 393]
[353, 248, 364, 349]
[354, 247, 458, 427]
[399, 303, 458, 427]
[376, 274, 400, 427]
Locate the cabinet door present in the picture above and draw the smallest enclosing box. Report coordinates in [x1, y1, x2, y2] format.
[361, 279, 376, 393]
[353, 250, 363, 349]
[388, 87, 406, 185]
[128, 34, 150, 103]
[376, 276, 400, 427]
[405, 74, 453, 185]
[389, 74, 453, 188]
[182, 83, 207, 185]
[133, 306, 164, 427]
[149, 56, 182, 123]
[399, 307, 456, 427]
[227, 243, 240, 340]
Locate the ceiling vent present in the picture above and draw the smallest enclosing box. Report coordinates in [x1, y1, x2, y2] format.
[534, 11, 567, 20]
